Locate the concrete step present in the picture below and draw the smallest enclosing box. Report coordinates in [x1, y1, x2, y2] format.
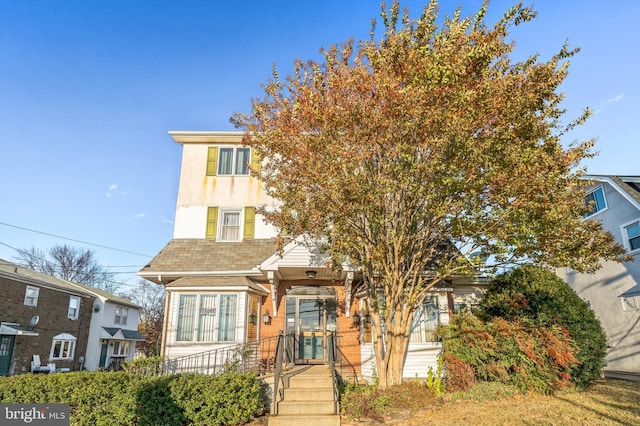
[268, 414, 341, 426]
[277, 400, 336, 415]
[284, 386, 334, 401]
[289, 375, 333, 387]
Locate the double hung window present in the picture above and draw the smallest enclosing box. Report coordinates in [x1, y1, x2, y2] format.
[68, 296, 80, 319]
[176, 293, 238, 342]
[115, 306, 128, 325]
[622, 220, 640, 252]
[206, 207, 255, 240]
[24, 286, 39, 307]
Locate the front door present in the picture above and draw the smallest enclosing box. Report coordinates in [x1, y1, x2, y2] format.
[285, 286, 337, 364]
[0, 336, 15, 376]
[99, 341, 108, 368]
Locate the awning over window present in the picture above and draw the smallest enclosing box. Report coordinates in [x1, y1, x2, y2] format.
[0, 323, 38, 336]
[101, 327, 146, 341]
[620, 283, 640, 298]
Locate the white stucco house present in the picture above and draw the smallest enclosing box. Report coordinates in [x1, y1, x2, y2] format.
[138, 131, 489, 381]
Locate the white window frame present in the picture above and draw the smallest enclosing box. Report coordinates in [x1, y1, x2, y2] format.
[217, 146, 251, 176]
[24, 286, 39, 307]
[218, 209, 243, 241]
[68, 296, 80, 320]
[112, 341, 130, 356]
[50, 334, 76, 360]
[621, 295, 640, 311]
[409, 295, 441, 343]
[175, 293, 238, 343]
[584, 185, 607, 218]
[620, 218, 640, 254]
[114, 306, 128, 325]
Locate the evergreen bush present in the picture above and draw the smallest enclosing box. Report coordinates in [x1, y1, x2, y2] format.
[479, 265, 607, 389]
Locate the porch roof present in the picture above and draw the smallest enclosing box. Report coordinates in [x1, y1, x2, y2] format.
[102, 327, 146, 341]
[165, 276, 269, 294]
[138, 238, 280, 282]
[0, 323, 38, 337]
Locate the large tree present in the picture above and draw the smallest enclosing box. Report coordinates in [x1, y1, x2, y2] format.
[232, 1, 626, 387]
[15, 244, 123, 293]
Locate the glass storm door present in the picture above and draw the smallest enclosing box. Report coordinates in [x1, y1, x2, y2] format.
[284, 287, 337, 364]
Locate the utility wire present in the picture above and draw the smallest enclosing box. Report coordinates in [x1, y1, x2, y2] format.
[0, 222, 153, 257]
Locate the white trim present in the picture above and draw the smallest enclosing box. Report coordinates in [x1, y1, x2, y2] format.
[166, 285, 269, 293]
[67, 295, 80, 320]
[620, 218, 640, 254]
[139, 270, 263, 278]
[583, 184, 608, 218]
[24, 285, 39, 307]
[218, 208, 244, 241]
[583, 175, 640, 212]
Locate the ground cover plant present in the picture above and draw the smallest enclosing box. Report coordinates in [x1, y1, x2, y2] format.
[339, 379, 640, 425]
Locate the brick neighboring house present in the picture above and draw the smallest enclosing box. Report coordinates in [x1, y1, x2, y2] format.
[556, 175, 640, 378]
[0, 258, 94, 376]
[139, 131, 488, 381]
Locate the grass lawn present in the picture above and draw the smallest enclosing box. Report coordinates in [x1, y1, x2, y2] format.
[342, 379, 640, 425]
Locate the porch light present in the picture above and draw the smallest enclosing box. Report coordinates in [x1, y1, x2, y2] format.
[249, 310, 257, 325]
[352, 313, 361, 326]
[305, 270, 317, 279]
[262, 309, 271, 325]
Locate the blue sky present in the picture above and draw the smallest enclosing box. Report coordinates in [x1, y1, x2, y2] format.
[0, 1, 637, 289]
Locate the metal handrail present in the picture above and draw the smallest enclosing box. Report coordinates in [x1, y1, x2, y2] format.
[271, 331, 288, 415]
[125, 336, 281, 377]
[327, 333, 340, 415]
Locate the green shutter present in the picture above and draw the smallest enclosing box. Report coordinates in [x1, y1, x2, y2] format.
[206, 207, 218, 239]
[250, 149, 261, 173]
[243, 207, 255, 239]
[206, 147, 218, 176]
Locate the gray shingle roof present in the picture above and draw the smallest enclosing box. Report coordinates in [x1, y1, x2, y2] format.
[0, 258, 93, 297]
[139, 238, 280, 275]
[610, 176, 640, 206]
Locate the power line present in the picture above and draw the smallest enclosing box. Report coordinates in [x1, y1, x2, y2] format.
[0, 222, 153, 257]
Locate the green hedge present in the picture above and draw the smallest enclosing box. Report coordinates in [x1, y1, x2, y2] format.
[0, 371, 264, 426]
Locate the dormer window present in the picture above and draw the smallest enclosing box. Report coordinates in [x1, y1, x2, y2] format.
[584, 186, 607, 218]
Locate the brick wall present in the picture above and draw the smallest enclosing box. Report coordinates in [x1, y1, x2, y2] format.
[258, 279, 362, 377]
[0, 276, 93, 375]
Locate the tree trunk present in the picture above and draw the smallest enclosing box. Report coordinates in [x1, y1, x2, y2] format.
[371, 311, 411, 388]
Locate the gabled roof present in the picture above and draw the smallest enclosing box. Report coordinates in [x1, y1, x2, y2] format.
[102, 327, 146, 341]
[0, 258, 93, 297]
[138, 238, 280, 283]
[584, 175, 640, 211]
[68, 281, 141, 310]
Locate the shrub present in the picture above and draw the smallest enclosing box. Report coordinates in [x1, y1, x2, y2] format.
[0, 370, 264, 426]
[439, 312, 579, 394]
[479, 265, 607, 389]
